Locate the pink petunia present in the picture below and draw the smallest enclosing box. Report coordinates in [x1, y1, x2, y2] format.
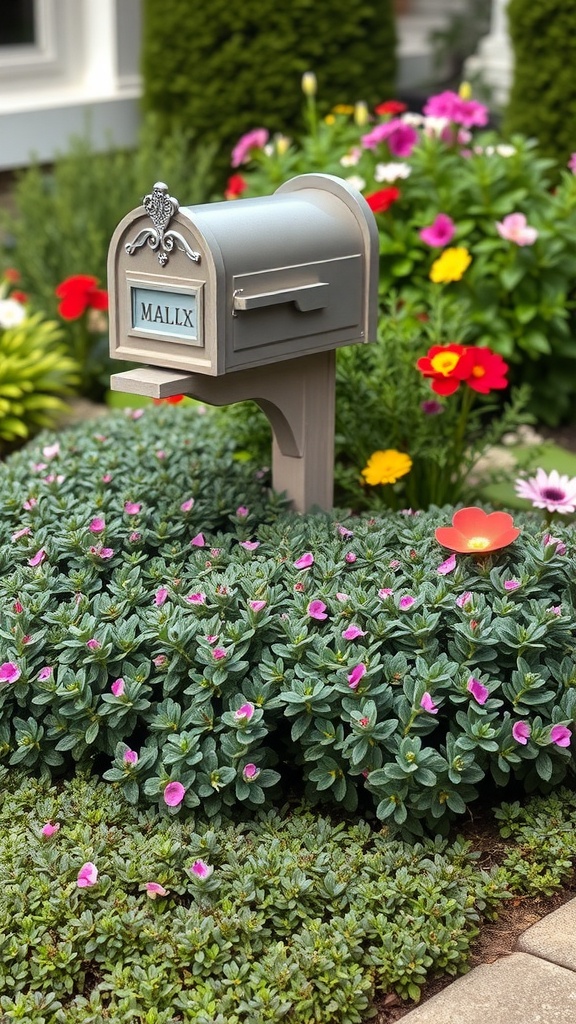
[569, 153, 576, 174]
[496, 213, 538, 246]
[437, 553, 457, 575]
[335, 592, 350, 602]
[308, 600, 328, 620]
[420, 692, 439, 714]
[236, 505, 249, 517]
[347, 663, 367, 689]
[191, 533, 205, 547]
[249, 600, 267, 612]
[163, 781, 186, 807]
[543, 534, 567, 556]
[234, 702, 255, 722]
[212, 647, 227, 660]
[456, 591, 473, 608]
[467, 677, 489, 705]
[504, 580, 520, 591]
[111, 678, 125, 697]
[124, 502, 141, 515]
[378, 588, 394, 598]
[294, 552, 314, 569]
[342, 624, 367, 640]
[77, 862, 98, 888]
[180, 497, 195, 512]
[155, 588, 169, 606]
[186, 592, 206, 604]
[550, 725, 571, 747]
[28, 548, 46, 567]
[338, 526, 354, 538]
[0, 662, 21, 684]
[361, 118, 419, 157]
[231, 127, 269, 167]
[240, 540, 260, 550]
[86, 639, 100, 651]
[123, 749, 139, 765]
[345, 552, 357, 564]
[23, 497, 37, 510]
[242, 762, 261, 782]
[419, 213, 456, 248]
[189, 858, 213, 879]
[42, 442, 60, 460]
[146, 882, 169, 898]
[11, 527, 31, 541]
[37, 666, 52, 681]
[89, 517, 106, 534]
[13, 600, 23, 613]
[41, 822, 60, 837]
[399, 595, 415, 610]
[512, 721, 531, 745]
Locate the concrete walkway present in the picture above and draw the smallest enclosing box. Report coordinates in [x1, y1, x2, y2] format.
[400, 899, 576, 1023]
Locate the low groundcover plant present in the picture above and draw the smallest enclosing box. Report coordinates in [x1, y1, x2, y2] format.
[1, 406, 575, 840]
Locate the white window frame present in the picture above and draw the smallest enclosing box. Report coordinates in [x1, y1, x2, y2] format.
[0, 0, 60, 79]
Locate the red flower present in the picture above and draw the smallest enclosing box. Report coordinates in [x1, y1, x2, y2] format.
[152, 395, 184, 405]
[375, 100, 407, 116]
[55, 275, 108, 320]
[416, 344, 472, 396]
[365, 187, 401, 213]
[3, 268, 20, 283]
[11, 291, 28, 304]
[435, 507, 520, 554]
[225, 174, 248, 200]
[464, 347, 509, 394]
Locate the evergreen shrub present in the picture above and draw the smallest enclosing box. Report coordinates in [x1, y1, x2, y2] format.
[1, 407, 575, 837]
[504, 0, 576, 165]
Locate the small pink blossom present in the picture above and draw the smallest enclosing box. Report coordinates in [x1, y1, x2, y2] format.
[236, 505, 249, 517]
[420, 692, 439, 714]
[155, 588, 169, 606]
[111, 678, 125, 697]
[11, 527, 31, 541]
[180, 497, 195, 512]
[153, 655, 167, 667]
[437, 553, 457, 575]
[123, 749, 138, 765]
[249, 600, 267, 612]
[569, 153, 576, 174]
[212, 647, 227, 660]
[504, 580, 520, 591]
[37, 666, 53, 681]
[28, 548, 46, 567]
[359, 716, 370, 727]
[101, 473, 113, 484]
[32, 462, 47, 472]
[308, 600, 328, 620]
[423, 90, 488, 128]
[41, 822, 60, 837]
[13, 600, 23, 613]
[86, 639, 100, 651]
[543, 533, 567, 555]
[124, 501, 141, 515]
[23, 497, 37, 510]
[361, 118, 419, 157]
[89, 544, 114, 559]
[156, 450, 166, 460]
[419, 213, 456, 247]
[550, 725, 571, 747]
[234, 702, 255, 722]
[89, 517, 106, 534]
[378, 588, 394, 599]
[42, 442, 60, 460]
[242, 762, 261, 782]
[77, 862, 98, 888]
[550, 605, 562, 616]
[399, 595, 415, 610]
[146, 882, 168, 898]
[125, 408, 144, 420]
[342, 624, 367, 640]
[206, 634, 219, 644]
[467, 677, 489, 705]
[496, 213, 538, 246]
[347, 663, 367, 689]
[389, 559, 401, 569]
[294, 552, 314, 569]
[189, 858, 213, 879]
[129, 532, 141, 543]
[163, 781, 186, 807]
[512, 721, 531, 745]
[191, 533, 205, 547]
[43, 474, 65, 485]
[240, 540, 260, 550]
[456, 592, 473, 608]
[345, 552, 357, 564]
[338, 526, 354, 537]
[231, 127, 269, 167]
[335, 592, 350, 602]
[186, 592, 206, 604]
[0, 662, 21, 684]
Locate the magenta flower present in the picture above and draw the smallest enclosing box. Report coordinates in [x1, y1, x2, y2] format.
[240, 540, 260, 550]
[102, 473, 113, 484]
[123, 749, 138, 765]
[236, 505, 249, 517]
[378, 588, 394, 598]
[242, 762, 261, 782]
[347, 663, 367, 689]
[129, 533, 141, 543]
[86, 639, 101, 651]
[89, 517, 106, 533]
[362, 118, 419, 157]
[41, 822, 60, 837]
[124, 501, 141, 515]
[13, 600, 23, 613]
[163, 781, 186, 807]
[342, 624, 367, 640]
[504, 580, 520, 591]
[345, 552, 357, 564]
[496, 213, 538, 246]
[421, 399, 444, 416]
[180, 497, 195, 512]
[234, 702, 255, 722]
[512, 721, 531, 745]
[28, 548, 46, 567]
[456, 592, 473, 608]
[77, 862, 98, 888]
[550, 725, 571, 747]
[231, 127, 269, 167]
[437, 553, 457, 575]
[0, 662, 21, 684]
[37, 666, 52, 681]
[399, 595, 415, 610]
[249, 600, 267, 612]
[515, 468, 576, 515]
[189, 858, 213, 880]
[467, 677, 489, 705]
[212, 647, 227, 660]
[294, 552, 314, 569]
[420, 692, 439, 714]
[206, 634, 219, 644]
[308, 600, 328, 620]
[90, 544, 114, 559]
[11, 526, 31, 541]
[156, 450, 166, 460]
[186, 592, 206, 604]
[423, 90, 488, 127]
[145, 881, 169, 898]
[42, 442, 60, 459]
[543, 534, 567, 555]
[155, 588, 169, 606]
[111, 678, 125, 696]
[191, 533, 205, 547]
[23, 497, 37, 510]
[569, 153, 576, 174]
[419, 213, 455, 247]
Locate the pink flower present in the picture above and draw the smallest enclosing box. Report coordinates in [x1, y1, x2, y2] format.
[41, 822, 60, 837]
[231, 127, 269, 167]
[186, 592, 206, 604]
[28, 548, 46, 567]
[512, 721, 531, 745]
[504, 580, 521, 591]
[86, 639, 101, 651]
[347, 663, 367, 689]
[362, 118, 419, 157]
[496, 213, 538, 246]
[342, 624, 367, 640]
[13, 600, 23, 613]
[0, 662, 21, 684]
[111, 678, 125, 697]
[206, 634, 219, 644]
[124, 501, 141, 515]
[378, 588, 394, 598]
[358, 716, 370, 727]
[234, 702, 255, 722]
[240, 540, 260, 550]
[242, 762, 261, 782]
[145, 882, 169, 898]
[163, 781, 186, 807]
[102, 473, 113, 484]
[308, 600, 328, 620]
[419, 213, 456, 247]
[336, 592, 350, 602]
[456, 592, 473, 608]
[123, 749, 138, 765]
[89, 517, 106, 534]
[23, 497, 37, 510]
[338, 526, 354, 537]
[191, 533, 205, 547]
[421, 399, 444, 415]
[249, 600, 267, 612]
[37, 666, 52, 681]
[180, 497, 195, 512]
[399, 595, 415, 610]
[569, 153, 576, 174]
[11, 526, 31, 541]
[467, 677, 489, 705]
[156, 450, 166, 460]
[420, 692, 439, 714]
[129, 533, 141, 543]
[90, 544, 114, 559]
[236, 505, 249, 517]
[549, 605, 562, 616]
[543, 534, 567, 555]
[423, 90, 488, 128]
[345, 552, 357, 564]
[153, 655, 167, 667]
[155, 588, 169, 606]
[189, 858, 213, 880]
[42, 442, 60, 460]
[77, 862, 98, 888]
[294, 552, 314, 569]
[437, 553, 457, 575]
[550, 725, 571, 748]
[212, 647, 227, 660]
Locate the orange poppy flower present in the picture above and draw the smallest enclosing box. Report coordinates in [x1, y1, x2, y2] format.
[435, 507, 520, 554]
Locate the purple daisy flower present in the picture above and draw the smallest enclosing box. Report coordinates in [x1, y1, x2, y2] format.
[515, 468, 576, 515]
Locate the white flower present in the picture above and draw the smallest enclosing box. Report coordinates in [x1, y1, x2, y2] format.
[484, 144, 517, 158]
[0, 299, 26, 329]
[340, 147, 362, 167]
[346, 175, 366, 192]
[375, 162, 412, 182]
[423, 116, 450, 137]
[401, 112, 424, 127]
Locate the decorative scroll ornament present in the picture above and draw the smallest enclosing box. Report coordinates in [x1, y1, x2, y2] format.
[125, 182, 201, 267]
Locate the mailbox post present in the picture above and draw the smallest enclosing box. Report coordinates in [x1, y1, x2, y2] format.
[108, 173, 378, 511]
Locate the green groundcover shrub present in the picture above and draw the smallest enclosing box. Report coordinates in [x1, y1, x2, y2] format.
[1, 407, 575, 840]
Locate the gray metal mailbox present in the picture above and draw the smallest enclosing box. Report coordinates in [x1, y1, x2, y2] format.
[108, 173, 379, 512]
[108, 173, 378, 375]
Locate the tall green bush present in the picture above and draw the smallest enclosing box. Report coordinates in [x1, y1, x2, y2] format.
[141, 0, 396, 182]
[504, 0, 576, 164]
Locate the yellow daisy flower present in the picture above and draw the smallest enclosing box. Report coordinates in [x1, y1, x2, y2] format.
[429, 247, 472, 284]
[361, 450, 413, 486]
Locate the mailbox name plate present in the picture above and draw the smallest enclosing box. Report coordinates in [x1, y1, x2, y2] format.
[128, 278, 204, 347]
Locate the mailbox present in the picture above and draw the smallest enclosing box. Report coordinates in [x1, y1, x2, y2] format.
[108, 173, 378, 376]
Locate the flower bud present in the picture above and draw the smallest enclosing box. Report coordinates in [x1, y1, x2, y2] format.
[354, 101, 369, 127]
[301, 71, 317, 97]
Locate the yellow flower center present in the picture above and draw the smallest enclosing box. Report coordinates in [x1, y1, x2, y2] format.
[471, 365, 485, 377]
[467, 536, 491, 550]
[431, 352, 461, 375]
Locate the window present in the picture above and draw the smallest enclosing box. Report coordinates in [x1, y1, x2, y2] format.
[0, 1, 36, 47]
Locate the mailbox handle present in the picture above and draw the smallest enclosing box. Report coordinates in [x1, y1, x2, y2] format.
[233, 281, 328, 313]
